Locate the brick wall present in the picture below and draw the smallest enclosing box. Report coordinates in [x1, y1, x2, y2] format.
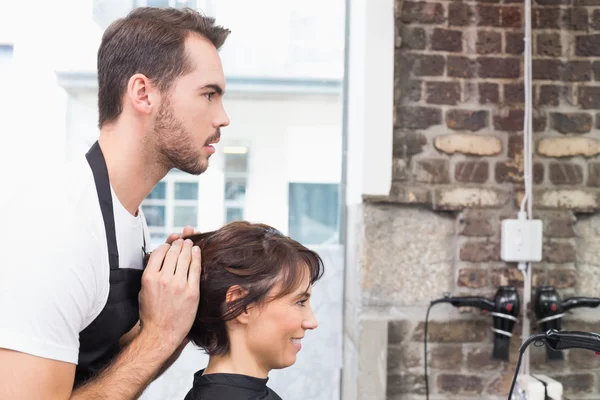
[375, 0, 600, 398]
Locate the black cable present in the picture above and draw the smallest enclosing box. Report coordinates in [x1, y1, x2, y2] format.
[507, 333, 547, 399]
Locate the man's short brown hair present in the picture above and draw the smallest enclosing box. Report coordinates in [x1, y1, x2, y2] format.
[97, 7, 230, 128]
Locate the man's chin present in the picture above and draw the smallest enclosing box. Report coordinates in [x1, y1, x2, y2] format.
[178, 161, 208, 176]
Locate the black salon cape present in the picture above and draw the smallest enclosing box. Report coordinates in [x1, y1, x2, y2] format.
[183, 369, 283, 400]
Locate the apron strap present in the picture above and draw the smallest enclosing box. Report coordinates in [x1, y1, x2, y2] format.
[86, 141, 119, 271]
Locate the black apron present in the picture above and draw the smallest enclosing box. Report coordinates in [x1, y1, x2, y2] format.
[74, 141, 146, 387]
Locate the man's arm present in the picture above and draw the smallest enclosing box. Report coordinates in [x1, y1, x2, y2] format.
[0, 239, 202, 400]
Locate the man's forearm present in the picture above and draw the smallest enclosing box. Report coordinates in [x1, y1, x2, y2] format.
[155, 338, 189, 380]
[71, 330, 175, 400]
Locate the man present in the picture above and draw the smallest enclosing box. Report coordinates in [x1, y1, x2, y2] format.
[0, 7, 230, 399]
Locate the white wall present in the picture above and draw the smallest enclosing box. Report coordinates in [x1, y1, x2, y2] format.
[64, 90, 343, 236]
[222, 93, 342, 233]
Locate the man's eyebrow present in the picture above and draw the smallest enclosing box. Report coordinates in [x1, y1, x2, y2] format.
[199, 84, 224, 95]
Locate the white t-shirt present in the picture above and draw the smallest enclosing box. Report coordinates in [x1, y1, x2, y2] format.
[0, 154, 151, 364]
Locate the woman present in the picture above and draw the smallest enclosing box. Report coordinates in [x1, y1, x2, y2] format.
[181, 221, 324, 400]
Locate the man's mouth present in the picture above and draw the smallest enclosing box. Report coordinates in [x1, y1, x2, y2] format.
[205, 131, 221, 146]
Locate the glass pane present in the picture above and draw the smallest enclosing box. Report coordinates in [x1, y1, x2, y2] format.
[226, 207, 244, 223]
[173, 205, 198, 227]
[288, 183, 339, 245]
[225, 153, 248, 174]
[175, 0, 196, 7]
[142, 205, 166, 227]
[150, 233, 168, 249]
[146, 0, 170, 7]
[147, 182, 166, 200]
[0, 45, 13, 65]
[175, 182, 198, 200]
[225, 179, 246, 201]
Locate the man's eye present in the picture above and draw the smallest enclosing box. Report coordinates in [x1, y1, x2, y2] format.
[204, 92, 214, 101]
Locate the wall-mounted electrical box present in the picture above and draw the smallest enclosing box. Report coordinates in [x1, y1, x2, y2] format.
[501, 219, 543, 262]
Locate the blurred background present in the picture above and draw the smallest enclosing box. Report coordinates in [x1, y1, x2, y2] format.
[0, 0, 347, 399]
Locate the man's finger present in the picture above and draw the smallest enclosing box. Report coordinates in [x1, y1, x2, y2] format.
[144, 243, 170, 274]
[175, 239, 193, 280]
[161, 238, 184, 275]
[188, 245, 202, 290]
[182, 226, 194, 238]
[166, 233, 181, 245]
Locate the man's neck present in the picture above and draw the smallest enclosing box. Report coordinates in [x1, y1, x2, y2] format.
[98, 123, 168, 216]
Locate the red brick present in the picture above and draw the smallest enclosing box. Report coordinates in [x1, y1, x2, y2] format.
[431, 29, 463, 52]
[547, 268, 577, 288]
[534, 8, 560, 29]
[563, 61, 592, 82]
[426, 82, 461, 105]
[459, 211, 495, 237]
[543, 241, 576, 263]
[460, 241, 500, 262]
[537, 33, 562, 57]
[401, 2, 445, 24]
[494, 109, 524, 132]
[448, 56, 477, 78]
[455, 161, 489, 183]
[501, 7, 522, 28]
[396, 107, 442, 130]
[576, 34, 600, 57]
[393, 130, 427, 156]
[400, 26, 427, 50]
[479, 57, 520, 79]
[549, 162, 583, 185]
[415, 159, 450, 184]
[449, 3, 473, 26]
[551, 113, 593, 134]
[446, 109, 489, 131]
[563, 8, 589, 31]
[438, 374, 485, 396]
[504, 83, 524, 104]
[477, 31, 501, 54]
[477, 5, 501, 26]
[479, 83, 499, 104]
[506, 32, 524, 54]
[413, 320, 488, 342]
[578, 86, 600, 109]
[533, 59, 562, 80]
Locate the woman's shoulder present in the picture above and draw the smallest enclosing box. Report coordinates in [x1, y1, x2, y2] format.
[184, 369, 283, 400]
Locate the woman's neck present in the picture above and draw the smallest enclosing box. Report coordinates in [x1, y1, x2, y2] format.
[204, 349, 269, 379]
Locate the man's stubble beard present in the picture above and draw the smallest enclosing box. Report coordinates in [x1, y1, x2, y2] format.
[153, 99, 209, 176]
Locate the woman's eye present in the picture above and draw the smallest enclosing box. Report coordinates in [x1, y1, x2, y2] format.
[204, 92, 214, 101]
[297, 299, 307, 307]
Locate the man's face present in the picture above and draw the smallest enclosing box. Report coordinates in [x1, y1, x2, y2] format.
[154, 34, 230, 175]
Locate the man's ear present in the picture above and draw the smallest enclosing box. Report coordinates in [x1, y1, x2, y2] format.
[125, 73, 159, 116]
[226, 285, 250, 325]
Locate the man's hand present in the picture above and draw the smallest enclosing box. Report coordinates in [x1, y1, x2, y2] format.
[138, 238, 201, 353]
[165, 225, 195, 245]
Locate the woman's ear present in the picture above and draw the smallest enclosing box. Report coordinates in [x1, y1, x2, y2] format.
[226, 285, 250, 325]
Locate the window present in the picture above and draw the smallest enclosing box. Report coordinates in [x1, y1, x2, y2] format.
[136, 0, 197, 8]
[0, 45, 13, 64]
[223, 147, 249, 223]
[0, 45, 14, 75]
[142, 172, 200, 247]
[288, 183, 340, 245]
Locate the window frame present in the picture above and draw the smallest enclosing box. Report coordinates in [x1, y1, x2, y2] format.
[142, 171, 202, 240]
[223, 146, 250, 224]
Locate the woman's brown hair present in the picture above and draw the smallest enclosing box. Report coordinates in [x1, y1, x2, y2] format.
[179, 221, 324, 356]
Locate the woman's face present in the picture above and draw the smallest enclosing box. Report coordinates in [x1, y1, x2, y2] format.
[245, 270, 318, 372]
